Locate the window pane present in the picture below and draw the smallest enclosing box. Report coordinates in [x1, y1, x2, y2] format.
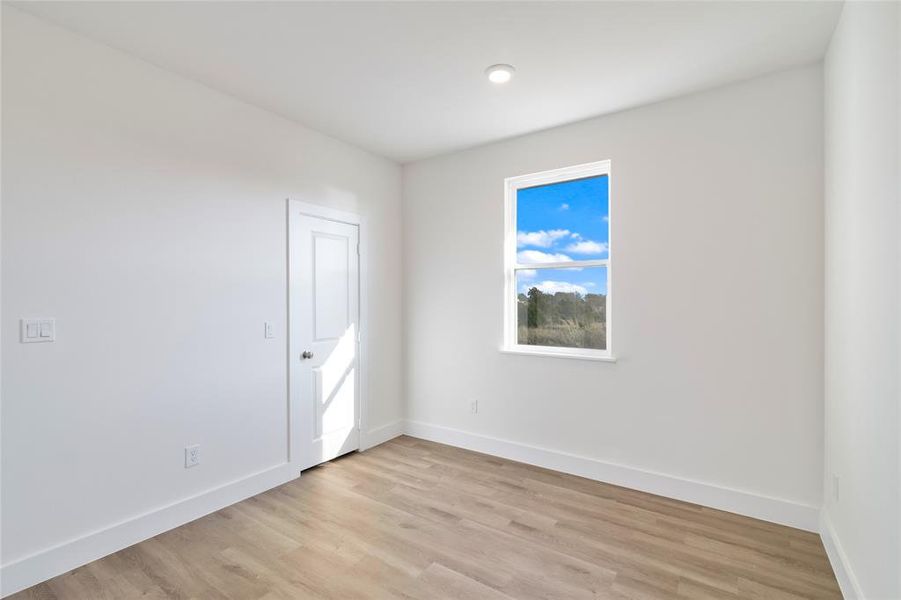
[516, 175, 608, 264]
[516, 267, 607, 350]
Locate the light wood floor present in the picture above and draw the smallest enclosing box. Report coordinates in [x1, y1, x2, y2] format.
[13, 436, 841, 599]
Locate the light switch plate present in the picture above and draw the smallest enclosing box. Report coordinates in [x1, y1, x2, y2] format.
[21, 319, 55, 343]
[264, 321, 275, 339]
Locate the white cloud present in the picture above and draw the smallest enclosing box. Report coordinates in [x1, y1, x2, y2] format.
[517, 250, 573, 264]
[517, 269, 537, 279]
[517, 229, 570, 248]
[532, 280, 588, 295]
[560, 203, 570, 210]
[602, 216, 609, 222]
[565, 240, 608, 255]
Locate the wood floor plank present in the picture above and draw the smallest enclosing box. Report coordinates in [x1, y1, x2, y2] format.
[10, 437, 840, 600]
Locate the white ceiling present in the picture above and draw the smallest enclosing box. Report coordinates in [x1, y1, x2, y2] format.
[15, 1, 842, 163]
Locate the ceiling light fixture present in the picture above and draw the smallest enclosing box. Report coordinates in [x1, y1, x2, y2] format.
[485, 64, 515, 84]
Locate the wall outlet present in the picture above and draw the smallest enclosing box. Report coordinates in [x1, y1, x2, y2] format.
[185, 444, 200, 468]
[264, 321, 274, 339]
[470, 399, 478, 414]
[832, 474, 840, 502]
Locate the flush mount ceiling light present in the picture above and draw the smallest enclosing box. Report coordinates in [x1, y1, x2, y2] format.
[485, 64, 515, 84]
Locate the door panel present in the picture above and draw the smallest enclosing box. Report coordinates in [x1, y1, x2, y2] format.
[291, 212, 360, 471]
[313, 233, 350, 340]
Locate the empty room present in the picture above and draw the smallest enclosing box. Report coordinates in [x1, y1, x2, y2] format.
[1, 1, 899, 599]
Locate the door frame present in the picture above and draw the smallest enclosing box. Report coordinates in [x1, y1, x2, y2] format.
[287, 199, 368, 474]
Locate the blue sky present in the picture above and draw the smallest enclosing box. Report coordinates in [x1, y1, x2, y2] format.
[516, 175, 608, 296]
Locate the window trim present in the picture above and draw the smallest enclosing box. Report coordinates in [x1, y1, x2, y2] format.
[502, 160, 614, 361]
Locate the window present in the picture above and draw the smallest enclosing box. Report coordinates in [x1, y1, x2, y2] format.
[503, 160, 613, 360]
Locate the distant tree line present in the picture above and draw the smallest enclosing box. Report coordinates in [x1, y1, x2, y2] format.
[517, 287, 606, 350]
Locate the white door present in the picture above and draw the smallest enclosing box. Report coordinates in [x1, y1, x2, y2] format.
[290, 211, 360, 471]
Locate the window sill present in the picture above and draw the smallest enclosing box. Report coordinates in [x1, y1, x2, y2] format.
[499, 347, 617, 363]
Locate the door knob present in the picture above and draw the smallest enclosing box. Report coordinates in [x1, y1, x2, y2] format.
[301, 350, 314, 359]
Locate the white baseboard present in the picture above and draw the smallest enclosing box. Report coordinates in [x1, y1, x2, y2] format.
[361, 420, 405, 450]
[819, 509, 861, 599]
[403, 420, 820, 533]
[0, 462, 297, 598]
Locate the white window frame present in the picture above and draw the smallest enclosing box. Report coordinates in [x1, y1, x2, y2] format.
[502, 160, 615, 362]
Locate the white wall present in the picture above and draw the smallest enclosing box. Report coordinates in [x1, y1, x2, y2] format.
[823, 2, 900, 598]
[0, 6, 403, 593]
[403, 66, 825, 524]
